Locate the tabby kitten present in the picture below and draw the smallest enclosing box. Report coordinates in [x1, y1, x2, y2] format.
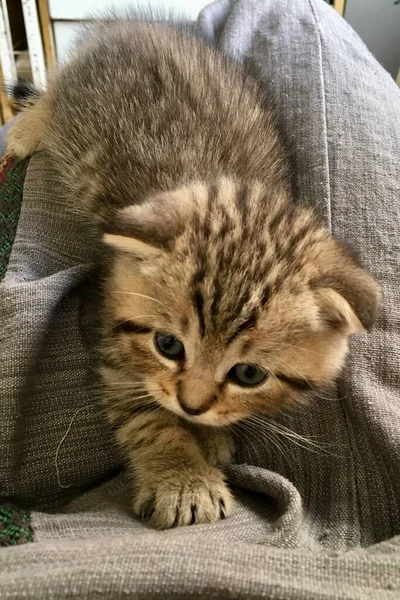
[7, 16, 380, 529]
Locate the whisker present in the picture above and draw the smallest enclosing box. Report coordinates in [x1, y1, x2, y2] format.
[231, 422, 263, 458]
[113, 403, 164, 429]
[103, 395, 164, 407]
[247, 415, 339, 457]
[236, 420, 292, 463]
[267, 370, 286, 392]
[263, 420, 334, 446]
[96, 382, 150, 389]
[105, 386, 154, 394]
[111, 315, 157, 328]
[254, 425, 324, 453]
[260, 341, 325, 358]
[236, 420, 285, 456]
[267, 355, 340, 401]
[108, 292, 167, 309]
[249, 415, 323, 443]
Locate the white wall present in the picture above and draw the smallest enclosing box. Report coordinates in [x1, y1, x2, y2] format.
[50, 0, 213, 61]
[345, 0, 400, 78]
[49, 0, 211, 20]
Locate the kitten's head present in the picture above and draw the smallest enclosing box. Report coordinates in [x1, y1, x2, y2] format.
[102, 178, 380, 427]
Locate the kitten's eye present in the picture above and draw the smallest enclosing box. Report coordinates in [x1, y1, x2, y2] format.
[155, 332, 185, 360]
[228, 363, 268, 387]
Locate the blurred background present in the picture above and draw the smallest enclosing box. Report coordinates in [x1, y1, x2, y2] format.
[0, 0, 399, 123]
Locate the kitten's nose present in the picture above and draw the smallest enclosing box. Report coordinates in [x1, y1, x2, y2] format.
[176, 379, 217, 416]
[177, 399, 209, 416]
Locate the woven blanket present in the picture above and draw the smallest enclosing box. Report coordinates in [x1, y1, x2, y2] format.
[0, 0, 400, 597]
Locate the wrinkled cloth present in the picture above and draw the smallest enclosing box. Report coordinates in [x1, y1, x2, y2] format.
[0, 0, 400, 597]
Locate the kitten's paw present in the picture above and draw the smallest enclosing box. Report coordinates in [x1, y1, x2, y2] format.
[7, 115, 43, 159]
[134, 468, 233, 529]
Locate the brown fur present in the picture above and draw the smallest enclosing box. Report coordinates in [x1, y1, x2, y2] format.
[7, 15, 380, 529]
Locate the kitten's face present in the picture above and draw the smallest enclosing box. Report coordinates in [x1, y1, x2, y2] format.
[102, 180, 380, 427]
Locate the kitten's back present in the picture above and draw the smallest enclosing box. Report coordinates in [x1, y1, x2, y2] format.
[37, 19, 290, 219]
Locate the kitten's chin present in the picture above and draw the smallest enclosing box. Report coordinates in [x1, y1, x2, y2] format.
[182, 411, 244, 427]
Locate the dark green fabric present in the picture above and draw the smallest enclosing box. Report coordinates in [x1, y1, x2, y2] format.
[0, 156, 29, 281]
[0, 505, 33, 547]
[0, 155, 32, 546]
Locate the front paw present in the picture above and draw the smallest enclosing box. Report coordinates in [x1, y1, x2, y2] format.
[133, 467, 234, 529]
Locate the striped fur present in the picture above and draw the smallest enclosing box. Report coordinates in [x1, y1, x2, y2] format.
[6, 17, 380, 529]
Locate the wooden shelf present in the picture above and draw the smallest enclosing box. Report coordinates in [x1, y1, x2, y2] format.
[333, 0, 346, 16]
[0, 0, 55, 123]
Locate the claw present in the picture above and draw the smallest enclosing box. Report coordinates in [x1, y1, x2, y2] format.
[172, 508, 180, 528]
[189, 504, 197, 525]
[219, 498, 226, 519]
[140, 498, 155, 520]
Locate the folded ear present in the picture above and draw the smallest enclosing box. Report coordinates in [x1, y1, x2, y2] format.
[313, 249, 381, 334]
[103, 188, 194, 260]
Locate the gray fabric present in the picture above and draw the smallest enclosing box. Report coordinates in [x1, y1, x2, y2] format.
[1, 0, 400, 596]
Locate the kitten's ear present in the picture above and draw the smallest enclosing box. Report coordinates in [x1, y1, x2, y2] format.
[103, 189, 194, 259]
[313, 253, 381, 334]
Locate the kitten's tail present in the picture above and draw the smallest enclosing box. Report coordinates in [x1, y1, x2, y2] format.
[6, 83, 49, 158]
[6, 81, 42, 114]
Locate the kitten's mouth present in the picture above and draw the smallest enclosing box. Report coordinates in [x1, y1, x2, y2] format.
[157, 394, 243, 427]
[146, 381, 245, 426]
[160, 397, 217, 425]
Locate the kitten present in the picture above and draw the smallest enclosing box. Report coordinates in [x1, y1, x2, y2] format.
[7, 16, 380, 529]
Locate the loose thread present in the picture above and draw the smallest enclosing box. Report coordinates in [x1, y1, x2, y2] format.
[55, 405, 92, 489]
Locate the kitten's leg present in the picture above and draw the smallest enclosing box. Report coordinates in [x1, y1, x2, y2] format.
[7, 94, 50, 159]
[187, 424, 234, 467]
[115, 408, 234, 529]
